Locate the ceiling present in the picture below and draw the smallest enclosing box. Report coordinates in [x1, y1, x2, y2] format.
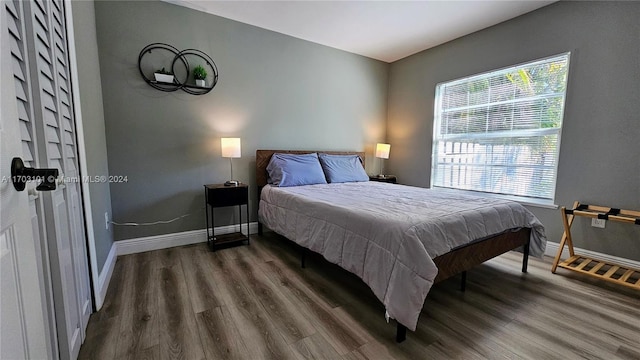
[165, 1, 556, 63]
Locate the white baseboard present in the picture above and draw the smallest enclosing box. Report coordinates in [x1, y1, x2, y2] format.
[94, 242, 117, 310]
[115, 222, 259, 256]
[545, 241, 640, 269]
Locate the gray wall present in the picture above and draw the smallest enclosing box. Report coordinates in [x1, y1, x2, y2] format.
[71, 0, 113, 270]
[387, 1, 640, 260]
[94, 1, 389, 241]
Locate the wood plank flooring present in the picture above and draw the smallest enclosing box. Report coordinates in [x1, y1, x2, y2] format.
[79, 232, 640, 359]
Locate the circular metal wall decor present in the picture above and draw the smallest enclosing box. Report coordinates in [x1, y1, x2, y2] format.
[138, 43, 219, 95]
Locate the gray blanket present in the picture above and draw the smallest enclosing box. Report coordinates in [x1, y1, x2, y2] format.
[258, 182, 546, 331]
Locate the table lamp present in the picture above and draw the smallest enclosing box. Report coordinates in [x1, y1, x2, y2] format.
[221, 137, 241, 186]
[375, 143, 390, 178]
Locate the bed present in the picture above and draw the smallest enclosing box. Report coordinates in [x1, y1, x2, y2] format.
[256, 150, 546, 342]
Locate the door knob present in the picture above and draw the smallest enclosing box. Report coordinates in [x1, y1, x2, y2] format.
[11, 157, 59, 191]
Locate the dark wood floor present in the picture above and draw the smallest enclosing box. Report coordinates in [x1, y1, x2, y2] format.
[79, 232, 640, 360]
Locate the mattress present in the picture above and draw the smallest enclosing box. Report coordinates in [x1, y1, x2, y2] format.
[258, 181, 546, 331]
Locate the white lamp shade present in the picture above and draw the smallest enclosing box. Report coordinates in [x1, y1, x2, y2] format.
[221, 138, 241, 158]
[375, 143, 390, 159]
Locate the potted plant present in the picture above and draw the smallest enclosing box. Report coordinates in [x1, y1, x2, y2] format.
[193, 65, 207, 87]
[154, 67, 174, 83]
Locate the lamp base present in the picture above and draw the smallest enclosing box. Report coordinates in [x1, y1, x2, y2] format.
[376, 174, 389, 179]
[224, 180, 240, 186]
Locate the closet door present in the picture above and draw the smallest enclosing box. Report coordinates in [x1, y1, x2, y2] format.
[20, 0, 92, 358]
[2, 0, 54, 358]
[48, 0, 92, 334]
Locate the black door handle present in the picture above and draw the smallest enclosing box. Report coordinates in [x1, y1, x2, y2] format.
[11, 157, 59, 191]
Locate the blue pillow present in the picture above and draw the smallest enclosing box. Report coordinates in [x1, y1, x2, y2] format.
[266, 153, 328, 187]
[318, 154, 369, 183]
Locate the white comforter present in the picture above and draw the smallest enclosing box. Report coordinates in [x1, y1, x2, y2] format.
[258, 182, 546, 331]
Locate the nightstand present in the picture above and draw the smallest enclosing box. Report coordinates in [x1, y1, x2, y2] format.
[369, 175, 397, 184]
[204, 183, 250, 250]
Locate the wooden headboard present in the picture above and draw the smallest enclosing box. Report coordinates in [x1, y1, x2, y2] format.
[255, 150, 366, 189]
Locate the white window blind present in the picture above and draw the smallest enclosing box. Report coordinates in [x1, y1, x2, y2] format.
[432, 53, 570, 201]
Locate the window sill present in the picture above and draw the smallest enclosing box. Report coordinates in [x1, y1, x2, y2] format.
[432, 187, 559, 210]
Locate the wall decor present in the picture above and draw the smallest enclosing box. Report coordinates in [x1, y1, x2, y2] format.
[138, 43, 219, 95]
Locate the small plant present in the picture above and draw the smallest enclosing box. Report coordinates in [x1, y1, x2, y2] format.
[193, 65, 207, 80]
[154, 67, 175, 83]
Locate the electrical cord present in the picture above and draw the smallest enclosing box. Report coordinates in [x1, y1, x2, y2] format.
[110, 213, 191, 226]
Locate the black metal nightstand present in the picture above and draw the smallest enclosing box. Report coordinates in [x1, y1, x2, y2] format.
[369, 175, 397, 184]
[204, 183, 250, 250]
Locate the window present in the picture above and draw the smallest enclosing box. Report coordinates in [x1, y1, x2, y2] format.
[431, 53, 570, 202]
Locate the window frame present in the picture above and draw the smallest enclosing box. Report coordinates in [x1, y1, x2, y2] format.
[430, 52, 571, 207]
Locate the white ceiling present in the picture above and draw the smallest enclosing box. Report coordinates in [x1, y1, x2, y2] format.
[166, 1, 556, 63]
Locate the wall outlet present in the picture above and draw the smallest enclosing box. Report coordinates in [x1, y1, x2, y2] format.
[591, 218, 606, 228]
[105, 212, 109, 230]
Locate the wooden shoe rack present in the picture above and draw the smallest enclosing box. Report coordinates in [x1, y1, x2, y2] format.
[551, 201, 640, 290]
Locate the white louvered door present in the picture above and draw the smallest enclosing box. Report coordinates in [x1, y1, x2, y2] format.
[1, 1, 50, 359]
[25, 0, 92, 358]
[3, 0, 92, 359]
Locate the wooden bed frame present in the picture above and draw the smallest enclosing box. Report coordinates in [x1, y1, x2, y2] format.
[255, 150, 530, 342]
